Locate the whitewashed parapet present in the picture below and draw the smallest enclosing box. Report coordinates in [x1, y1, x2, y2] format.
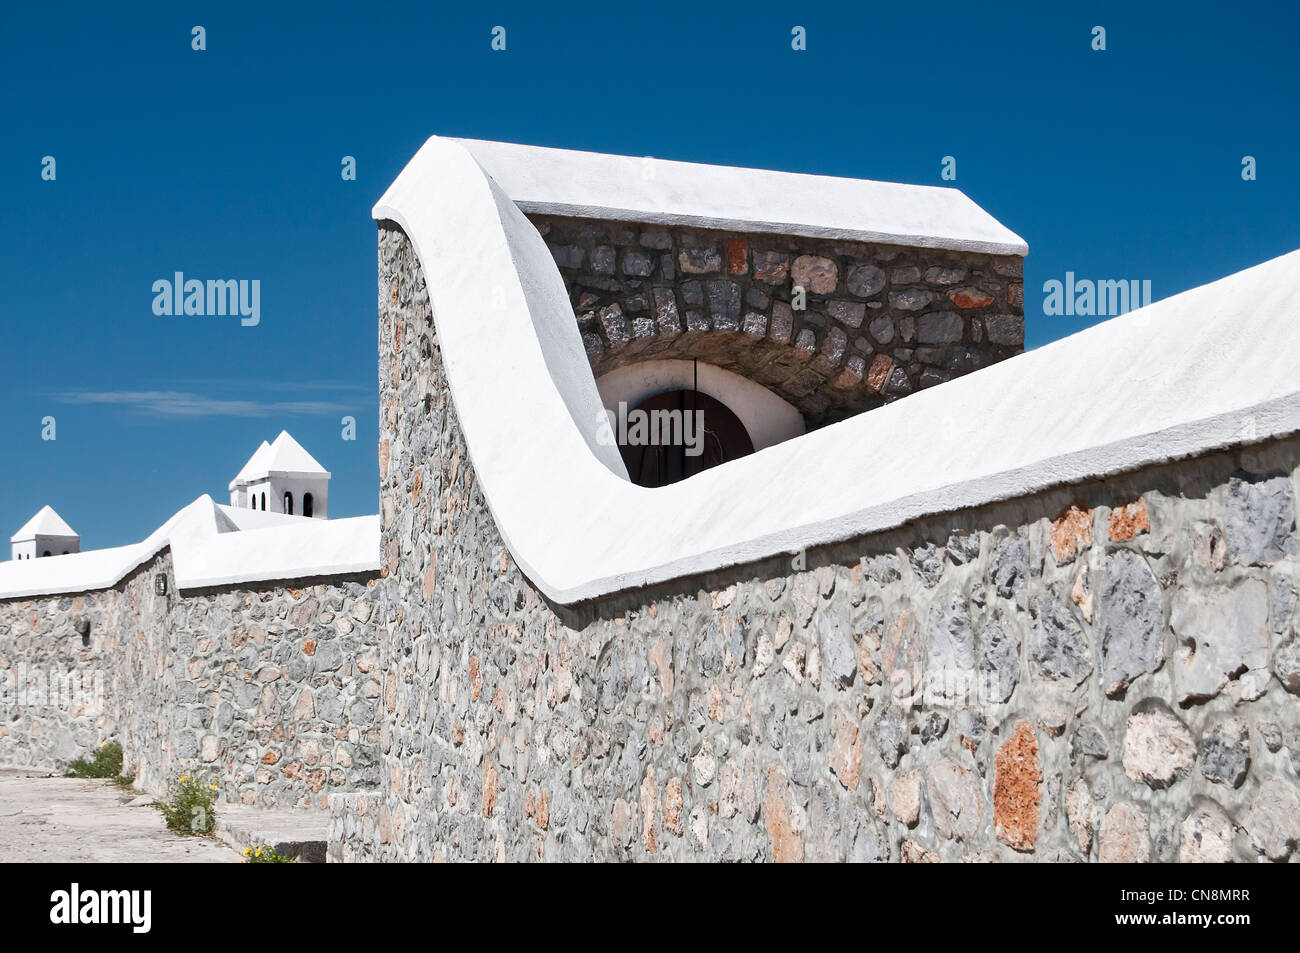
[373, 135, 1300, 605]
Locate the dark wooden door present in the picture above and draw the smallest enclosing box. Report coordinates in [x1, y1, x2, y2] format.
[618, 389, 755, 488]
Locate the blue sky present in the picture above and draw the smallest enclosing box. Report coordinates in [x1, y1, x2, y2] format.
[2, 1, 1297, 549]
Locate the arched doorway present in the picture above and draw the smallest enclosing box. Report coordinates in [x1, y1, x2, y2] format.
[617, 389, 754, 488]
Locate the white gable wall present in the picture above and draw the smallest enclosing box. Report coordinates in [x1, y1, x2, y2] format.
[11, 534, 79, 561]
[240, 480, 272, 511]
[34, 534, 79, 557]
[272, 474, 328, 518]
[235, 476, 327, 518]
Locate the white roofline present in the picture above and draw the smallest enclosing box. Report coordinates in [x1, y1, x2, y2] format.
[372, 137, 1300, 605]
[171, 516, 380, 590]
[230, 440, 272, 489]
[451, 137, 1029, 257]
[10, 505, 79, 543]
[228, 432, 329, 491]
[230, 469, 334, 489]
[0, 497, 379, 600]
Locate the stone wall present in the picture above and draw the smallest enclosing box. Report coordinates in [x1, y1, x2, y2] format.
[530, 214, 1025, 425]
[327, 791, 385, 863]
[340, 224, 1300, 863]
[0, 551, 168, 784]
[0, 550, 382, 809]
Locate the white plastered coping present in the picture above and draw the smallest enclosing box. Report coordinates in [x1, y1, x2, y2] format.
[374, 136, 1300, 605]
[0, 496, 379, 600]
[452, 138, 1029, 256]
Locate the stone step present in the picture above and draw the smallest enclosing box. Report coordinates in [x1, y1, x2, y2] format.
[213, 803, 328, 863]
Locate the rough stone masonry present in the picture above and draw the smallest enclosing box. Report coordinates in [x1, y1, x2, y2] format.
[0, 551, 383, 809]
[4, 219, 1297, 865]
[530, 214, 1024, 427]
[327, 225, 1300, 862]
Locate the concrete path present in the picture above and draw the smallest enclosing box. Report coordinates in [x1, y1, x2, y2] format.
[0, 769, 242, 863]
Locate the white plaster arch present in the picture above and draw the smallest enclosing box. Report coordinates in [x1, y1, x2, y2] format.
[596, 360, 805, 452]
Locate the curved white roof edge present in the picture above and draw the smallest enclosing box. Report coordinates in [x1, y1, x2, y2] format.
[0, 496, 380, 601]
[374, 136, 1300, 605]
[451, 137, 1029, 257]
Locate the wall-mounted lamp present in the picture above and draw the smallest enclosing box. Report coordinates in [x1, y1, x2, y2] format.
[155, 574, 168, 596]
[74, 617, 91, 647]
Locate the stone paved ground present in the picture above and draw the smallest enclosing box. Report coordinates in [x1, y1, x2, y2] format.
[0, 769, 242, 863]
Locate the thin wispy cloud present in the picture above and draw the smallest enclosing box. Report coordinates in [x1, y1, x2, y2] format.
[51, 390, 360, 419]
[165, 378, 373, 395]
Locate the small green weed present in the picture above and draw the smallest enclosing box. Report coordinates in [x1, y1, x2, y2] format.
[65, 741, 133, 787]
[154, 773, 218, 835]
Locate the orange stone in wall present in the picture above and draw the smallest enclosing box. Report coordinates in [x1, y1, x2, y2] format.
[725, 238, 748, 275]
[994, 721, 1041, 852]
[763, 766, 804, 863]
[866, 354, 893, 393]
[950, 288, 995, 309]
[1050, 504, 1093, 564]
[1108, 499, 1150, 541]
